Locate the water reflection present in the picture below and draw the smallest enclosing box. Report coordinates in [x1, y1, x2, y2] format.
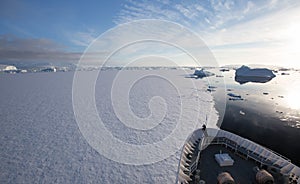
[207, 68, 300, 166]
[286, 90, 300, 110]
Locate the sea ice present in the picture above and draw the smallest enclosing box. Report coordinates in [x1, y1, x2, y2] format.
[0, 69, 219, 183]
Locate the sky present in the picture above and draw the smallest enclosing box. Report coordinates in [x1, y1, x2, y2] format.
[1, 0, 300, 68]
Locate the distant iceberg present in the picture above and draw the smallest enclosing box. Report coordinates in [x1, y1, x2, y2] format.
[220, 68, 230, 72]
[193, 69, 215, 79]
[0, 65, 18, 73]
[235, 65, 276, 84]
[41, 66, 57, 72]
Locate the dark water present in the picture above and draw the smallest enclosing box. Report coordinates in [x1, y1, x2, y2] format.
[208, 69, 300, 166]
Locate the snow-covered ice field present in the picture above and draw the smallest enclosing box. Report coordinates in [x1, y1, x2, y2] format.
[0, 69, 218, 183]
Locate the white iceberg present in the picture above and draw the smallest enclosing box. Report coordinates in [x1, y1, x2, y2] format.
[0, 65, 18, 73]
[193, 69, 215, 79]
[239, 110, 246, 115]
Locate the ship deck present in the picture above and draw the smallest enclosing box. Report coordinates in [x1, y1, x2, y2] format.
[177, 128, 300, 184]
[194, 144, 286, 184]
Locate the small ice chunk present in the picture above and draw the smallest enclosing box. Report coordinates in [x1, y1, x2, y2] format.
[239, 110, 245, 115]
[228, 93, 243, 101]
[220, 68, 230, 72]
[228, 93, 241, 98]
[281, 72, 290, 75]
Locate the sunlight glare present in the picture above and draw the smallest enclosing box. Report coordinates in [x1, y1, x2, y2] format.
[286, 90, 300, 110]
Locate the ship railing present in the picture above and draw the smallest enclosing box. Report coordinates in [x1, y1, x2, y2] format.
[189, 162, 198, 174]
[178, 128, 300, 184]
[209, 136, 291, 162]
[199, 136, 292, 172]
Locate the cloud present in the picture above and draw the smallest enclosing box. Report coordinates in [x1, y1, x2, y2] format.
[0, 34, 81, 63]
[115, 0, 299, 30]
[112, 0, 300, 68]
[205, 4, 300, 67]
[3, 0, 300, 68]
[210, 0, 235, 11]
[207, 4, 300, 46]
[114, 0, 182, 25]
[174, 4, 198, 20]
[243, 1, 255, 14]
[0, 34, 64, 52]
[70, 29, 98, 47]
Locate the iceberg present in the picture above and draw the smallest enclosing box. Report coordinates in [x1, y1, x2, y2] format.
[0, 65, 18, 73]
[41, 66, 57, 72]
[235, 65, 276, 84]
[193, 69, 215, 79]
